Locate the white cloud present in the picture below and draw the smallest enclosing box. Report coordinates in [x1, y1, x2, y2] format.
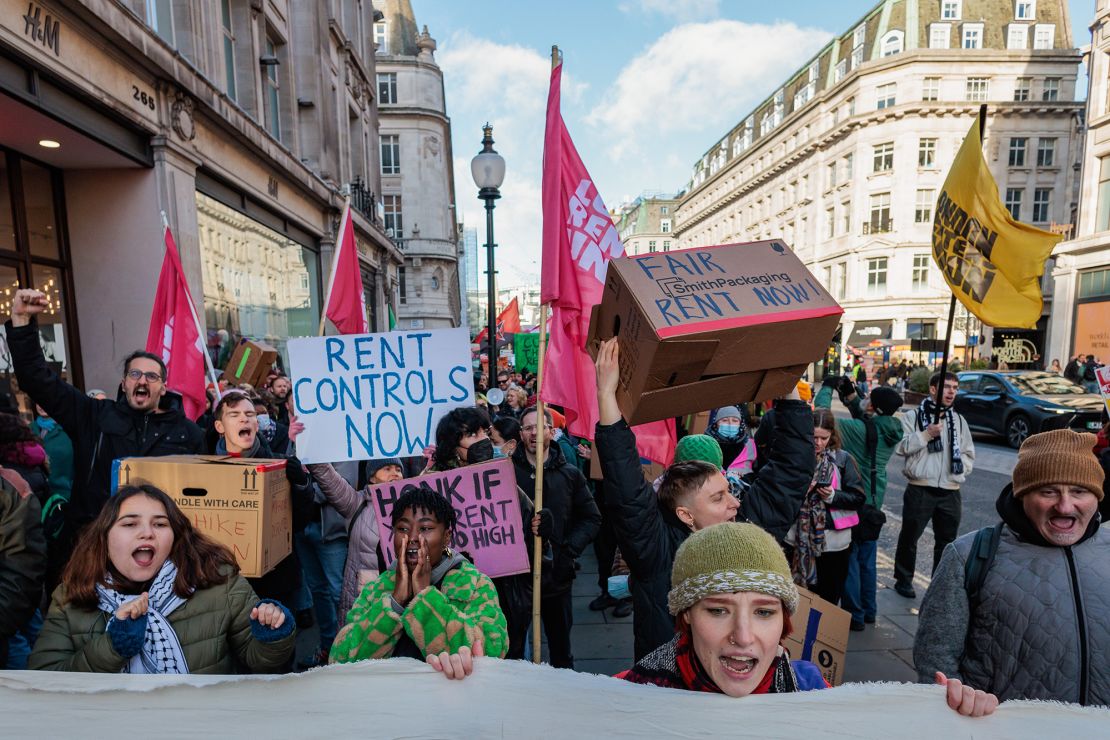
[618, 0, 720, 19]
[587, 20, 832, 162]
[438, 33, 586, 288]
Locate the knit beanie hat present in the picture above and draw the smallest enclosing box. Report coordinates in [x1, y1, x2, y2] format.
[714, 406, 742, 422]
[674, 434, 723, 469]
[869, 387, 903, 416]
[1012, 430, 1104, 500]
[668, 522, 799, 616]
[368, 457, 404, 477]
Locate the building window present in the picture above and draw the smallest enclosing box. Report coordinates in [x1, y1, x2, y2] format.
[1015, 1, 1035, 20]
[915, 189, 935, 223]
[1007, 24, 1028, 49]
[1036, 137, 1056, 167]
[1008, 137, 1027, 167]
[842, 154, 854, 181]
[1097, 157, 1110, 231]
[374, 21, 388, 54]
[908, 319, 937, 339]
[220, 0, 235, 100]
[827, 161, 838, 189]
[962, 23, 983, 49]
[867, 257, 889, 295]
[930, 23, 951, 49]
[841, 200, 852, 234]
[834, 261, 847, 299]
[1005, 188, 1023, 220]
[922, 77, 940, 101]
[377, 73, 397, 104]
[919, 138, 937, 168]
[851, 23, 866, 69]
[881, 31, 904, 56]
[263, 38, 281, 141]
[1079, 268, 1110, 298]
[876, 82, 896, 109]
[661, 218, 671, 233]
[1042, 78, 1059, 101]
[1033, 24, 1055, 49]
[966, 77, 989, 102]
[942, 0, 962, 20]
[912, 254, 931, 290]
[834, 59, 848, 83]
[380, 135, 400, 175]
[1014, 77, 1031, 101]
[399, 266, 406, 304]
[663, 240, 671, 251]
[873, 142, 894, 173]
[1033, 188, 1051, 222]
[146, 0, 175, 45]
[869, 192, 892, 233]
[383, 194, 403, 237]
[826, 207, 836, 238]
[648, 241, 657, 253]
[661, 205, 670, 215]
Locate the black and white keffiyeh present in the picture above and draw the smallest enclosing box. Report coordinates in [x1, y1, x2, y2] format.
[917, 398, 963, 475]
[97, 559, 190, 674]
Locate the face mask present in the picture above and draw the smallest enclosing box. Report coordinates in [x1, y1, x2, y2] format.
[717, 423, 740, 439]
[493, 445, 505, 458]
[466, 438, 495, 464]
[257, 414, 273, 431]
[552, 428, 564, 442]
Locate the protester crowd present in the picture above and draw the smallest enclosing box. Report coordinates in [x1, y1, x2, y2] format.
[1, 286, 1107, 717]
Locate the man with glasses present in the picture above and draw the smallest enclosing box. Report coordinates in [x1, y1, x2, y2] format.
[5, 288, 205, 556]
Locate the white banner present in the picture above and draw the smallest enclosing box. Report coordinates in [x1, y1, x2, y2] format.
[288, 328, 474, 463]
[0, 660, 1106, 738]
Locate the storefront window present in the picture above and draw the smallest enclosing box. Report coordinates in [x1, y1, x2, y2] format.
[20, 160, 60, 259]
[196, 192, 319, 372]
[0, 158, 15, 251]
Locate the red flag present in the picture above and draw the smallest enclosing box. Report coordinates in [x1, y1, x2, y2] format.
[145, 226, 208, 421]
[474, 297, 523, 344]
[540, 60, 675, 465]
[324, 202, 369, 335]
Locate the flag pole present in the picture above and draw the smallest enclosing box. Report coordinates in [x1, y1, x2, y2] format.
[933, 105, 986, 423]
[530, 43, 561, 664]
[161, 211, 221, 406]
[318, 199, 352, 336]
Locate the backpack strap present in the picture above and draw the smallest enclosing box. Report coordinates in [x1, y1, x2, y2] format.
[348, 497, 370, 536]
[963, 522, 1003, 608]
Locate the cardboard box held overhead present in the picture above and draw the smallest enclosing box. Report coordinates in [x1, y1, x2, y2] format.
[113, 456, 292, 578]
[587, 241, 843, 425]
[224, 338, 279, 388]
[783, 586, 851, 686]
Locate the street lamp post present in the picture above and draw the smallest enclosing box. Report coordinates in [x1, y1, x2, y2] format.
[471, 124, 506, 369]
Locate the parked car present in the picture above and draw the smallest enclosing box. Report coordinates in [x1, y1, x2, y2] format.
[954, 370, 1106, 448]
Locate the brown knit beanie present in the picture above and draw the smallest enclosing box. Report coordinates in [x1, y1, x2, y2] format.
[1012, 429, 1104, 500]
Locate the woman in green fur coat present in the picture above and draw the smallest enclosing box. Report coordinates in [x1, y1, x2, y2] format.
[329, 487, 508, 678]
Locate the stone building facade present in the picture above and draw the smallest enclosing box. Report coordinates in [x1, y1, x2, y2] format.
[614, 193, 679, 257]
[674, 0, 1082, 366]
[374, 0, 460, 330]
[1048, 0, 1110, 366]
[0, 0, 400, 393]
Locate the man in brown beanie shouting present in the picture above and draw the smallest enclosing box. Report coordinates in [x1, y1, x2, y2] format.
[914, 429, 1109, 707]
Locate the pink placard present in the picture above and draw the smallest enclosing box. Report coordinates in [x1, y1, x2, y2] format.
[370, 458, 529, 578]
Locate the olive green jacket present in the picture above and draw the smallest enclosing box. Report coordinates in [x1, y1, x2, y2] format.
[28, 569, 294, 673]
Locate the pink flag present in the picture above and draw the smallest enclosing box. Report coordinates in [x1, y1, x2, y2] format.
[540, 60, 675, 465]
[324, 202, 369, 335]
[145, 226, 208, 421]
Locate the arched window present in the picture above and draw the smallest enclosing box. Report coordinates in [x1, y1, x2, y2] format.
[881, 30, 904, 56]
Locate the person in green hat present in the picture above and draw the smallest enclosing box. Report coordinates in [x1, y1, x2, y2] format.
[618, 522, 1000, 716]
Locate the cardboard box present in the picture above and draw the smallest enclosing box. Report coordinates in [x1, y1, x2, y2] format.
[587, 240, 843, 425]
[783, 586, 850, 686]
[224, 338, 279, 388]
[113, 455, 292, 578]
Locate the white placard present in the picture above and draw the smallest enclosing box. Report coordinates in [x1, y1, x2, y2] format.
[288, 328, 474, 463]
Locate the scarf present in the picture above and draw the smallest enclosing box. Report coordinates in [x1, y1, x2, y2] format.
[620, 626, 799, 694]
[215, 436, 262, 458]
[791, 451, 834, 586]
[917, 398, 963, 475]
[96, 560, 189, 674]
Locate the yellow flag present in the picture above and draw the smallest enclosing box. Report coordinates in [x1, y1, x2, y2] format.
[932, 107, 1061, 329]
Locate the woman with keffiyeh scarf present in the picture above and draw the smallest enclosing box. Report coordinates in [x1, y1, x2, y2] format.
[784, 409, 865, 605]
[29, 484, 295, 673]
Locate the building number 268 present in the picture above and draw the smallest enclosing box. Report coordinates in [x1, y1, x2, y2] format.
[132, 86, 155, 111]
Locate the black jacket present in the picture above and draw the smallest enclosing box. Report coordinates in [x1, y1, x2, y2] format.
[512, 442, 601, 595]
[5, 320, 205, 526]
[596, 398, 815, 661]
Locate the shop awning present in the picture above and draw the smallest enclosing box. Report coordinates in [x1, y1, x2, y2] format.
[847, 320, 893, 347]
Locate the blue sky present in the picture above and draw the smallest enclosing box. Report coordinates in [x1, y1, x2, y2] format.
[415, 0, 1093, 287]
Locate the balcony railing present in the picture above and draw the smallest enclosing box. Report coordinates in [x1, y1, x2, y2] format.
[349, 177, 378, 225]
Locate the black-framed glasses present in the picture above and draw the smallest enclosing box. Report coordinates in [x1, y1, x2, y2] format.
[126, 369, 164, 383]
